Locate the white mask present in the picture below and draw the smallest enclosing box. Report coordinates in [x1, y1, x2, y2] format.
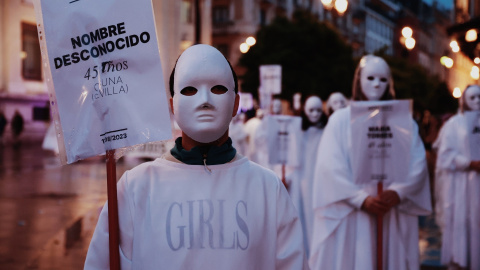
[172, 45, 237, 143]
[360, 57, 390, 101]
[464, 85, 480, 111]
[328, 92, 347, 112]
[272, 99, 282, 115]
[304, 96, 323, 124]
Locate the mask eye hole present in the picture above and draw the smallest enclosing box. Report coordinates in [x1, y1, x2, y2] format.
[380, 77, 388, 83]
[211, 85, 228, 95]
[180, 86, 197, 96]
[367, 76, 374, 81]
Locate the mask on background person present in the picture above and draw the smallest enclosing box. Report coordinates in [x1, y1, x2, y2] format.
[172, 44, 237, 143]
[464, 85, 480, 111]
[271, 99, 282, 115]
[327, 92, 348, 112]
[360, 56, 390, 101]
[304, 96, 323, 124]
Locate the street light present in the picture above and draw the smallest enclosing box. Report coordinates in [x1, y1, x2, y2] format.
[335, 0, 348, 14]
[471, 66, 480, 80]
[240, 36, 256, 53]
[466, 29, 477, 42]
[401, 26, 415, 50]
[450, 40, 460, 53]
[453, 87, 462, 98]
[475, 57, 480, 64]
[246, 37, 256, 46]
[440, 56, 454, 68]
[240, 43, 249, 53]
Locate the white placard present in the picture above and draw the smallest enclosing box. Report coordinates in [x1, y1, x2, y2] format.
[464, 111, 480, 160]
[265, 115, 301, 166]
[260, 65, 282, 95]
[34, 0, 172, 164]
[350, 100, 413, 185]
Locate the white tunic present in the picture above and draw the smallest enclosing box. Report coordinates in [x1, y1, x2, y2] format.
[288, 126, 323, 257]
[309, 107, 431, 270]
[84, 155, 308, 270]
[433, 113, 480, 269]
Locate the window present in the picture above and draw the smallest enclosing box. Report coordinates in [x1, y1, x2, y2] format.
[213, 6, 229, 24]
[22, 22, 42, 81]
[181, 0, 193, 24]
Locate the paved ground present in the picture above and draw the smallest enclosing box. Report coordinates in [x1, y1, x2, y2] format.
[0, 138, 447, 269]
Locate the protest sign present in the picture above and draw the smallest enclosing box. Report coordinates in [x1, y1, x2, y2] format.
[350, 100, 413, 186]
[258, 65, 281, 110]
[265, 115, 301, 166]
[464, 111, 480, 160]
[34, 0, 172, 164]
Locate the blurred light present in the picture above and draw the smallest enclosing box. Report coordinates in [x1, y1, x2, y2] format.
[20, 51, 27, 59]
[401, 27, 413, 38]
[475, 57, 480, 64]
[405, 37, 415, 50]
[246, 36, 256, 46]
[466, 29, 477, 42]
[335, 0, 348, 14]
[471, 66, 480, 80]
[321, 0, 333, 7]
[239, 43, 249, 53]
[450, 40, 459, 48]
[440, 56, 454, 68]
[180, 40, 193, 51]
[452, 46, 460, 53]
[453, 87, 462, 98]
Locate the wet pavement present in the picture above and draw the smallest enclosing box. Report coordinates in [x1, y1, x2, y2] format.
[0, 139, 447, 269]
[0, 140, 142, 270]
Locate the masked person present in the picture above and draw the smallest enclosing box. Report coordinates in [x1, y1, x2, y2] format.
[289, 95, 327, 258]
[309, 55, 431, 270]
[433, 85, 480, 270]
[84, 44, 308, 270]
[326, 92, 348, 116]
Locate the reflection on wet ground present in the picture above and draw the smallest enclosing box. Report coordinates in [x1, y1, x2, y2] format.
[0, 141, 142, 269]
[0, 141, 447, 269]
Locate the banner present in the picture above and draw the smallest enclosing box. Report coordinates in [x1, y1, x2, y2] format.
[350, 100, 413, 185]
[259, 65, 282, 94]
[265, 115, 301, 166]
[34, 0, 172, 164]
[464, 111, 480, 160]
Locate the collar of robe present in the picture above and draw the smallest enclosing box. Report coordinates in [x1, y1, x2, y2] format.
[170, 137, 237, 166]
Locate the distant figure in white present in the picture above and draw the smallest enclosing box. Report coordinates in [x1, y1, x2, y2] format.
[326, 92, 348, 116]
[433, 84, 480, 270]
[289, 95, 328, 258]
[309, 55, 431, 270]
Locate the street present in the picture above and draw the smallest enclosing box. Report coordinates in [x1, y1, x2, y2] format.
[0, 138, 446, 269]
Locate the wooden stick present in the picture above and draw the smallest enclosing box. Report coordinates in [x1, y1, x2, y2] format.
[106, 149, 120, 270]
[281, 163, 288, 189]
[377, 181, 383, 270]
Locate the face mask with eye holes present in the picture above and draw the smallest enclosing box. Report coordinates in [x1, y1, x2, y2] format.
[360, 58, 390, 101]
[304, 96, 323, 124]
[173, 45, 236, 143]
[465, 86, 480, 111]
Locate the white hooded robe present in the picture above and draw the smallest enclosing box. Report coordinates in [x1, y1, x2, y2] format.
[433, 113, 480, 269]
[309, 107, 431, 270]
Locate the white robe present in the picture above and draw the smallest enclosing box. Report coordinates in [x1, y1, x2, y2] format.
[309, 107, 431, 270]
[288, 126, 323, 258]
[84, 154, 308, 270]
[433, 113, 480, 269]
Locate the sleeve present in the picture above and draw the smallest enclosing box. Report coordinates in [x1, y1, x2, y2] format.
[388, 121, 432, 216]
[84, 172, 134, 270]
[436, 117, 471, 171]
[275, 179, 310, 270]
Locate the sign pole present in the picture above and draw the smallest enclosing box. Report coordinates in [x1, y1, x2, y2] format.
[377, 181, 383, 270]
[281, 163, 288, 189]
[106, 149, 120, 270]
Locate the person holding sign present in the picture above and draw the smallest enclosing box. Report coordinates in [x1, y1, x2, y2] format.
[326, 92, 348, 116]
[84, 44, 308, 270]
[308, 55, 431, 270]
[433, 85, 480, 270]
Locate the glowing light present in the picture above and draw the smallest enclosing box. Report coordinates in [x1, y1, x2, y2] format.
[475, 57, 480, 64]
[453, 87, 462, 98]
[321, 0, 333, 7]
[440, 56, 454, 68]
[471, 66, 480, 80]
[246, 37, 256, 46]
[466, 29, 477, 42]
[239, 43, 249, 53]
[452, 46, 460, 53]
[401, 27, 413, 38]
[335, 0, 348, 14]
[450, 40, 459, 48]
[405, 37, 415, 50]
[20, 51, 27, 59]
